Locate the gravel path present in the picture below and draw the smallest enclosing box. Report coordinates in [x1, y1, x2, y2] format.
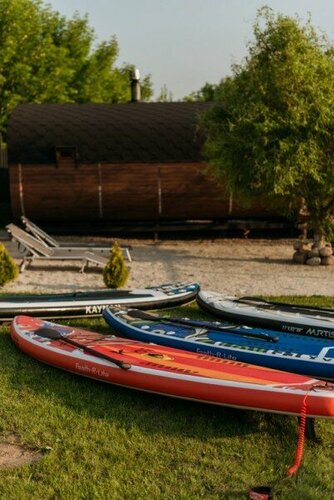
[1, 236, 334, 296]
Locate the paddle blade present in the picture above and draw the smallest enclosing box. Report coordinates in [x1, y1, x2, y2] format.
[35, 325, 131, 370]
[126, 309, 154, 320]
[35, 327, 63, 340]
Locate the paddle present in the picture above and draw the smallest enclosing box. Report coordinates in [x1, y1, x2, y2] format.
[125, 309, 279, 343]
[35, 327, 131, 370]
[237, 296, 334, 317]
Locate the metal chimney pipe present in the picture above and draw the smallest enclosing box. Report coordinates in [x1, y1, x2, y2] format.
[130, 67, 141, 102]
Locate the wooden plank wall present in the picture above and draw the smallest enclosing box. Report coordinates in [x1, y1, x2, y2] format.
[159, 163, 230, 219]
[10, 163, 100, 221]
[101, 164, 159, 220]
[9, 161, 281, 222]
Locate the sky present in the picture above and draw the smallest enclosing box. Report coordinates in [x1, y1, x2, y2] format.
[47, 0, 334, 100]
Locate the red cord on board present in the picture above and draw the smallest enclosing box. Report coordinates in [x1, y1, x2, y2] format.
[286, 394, 308, 476]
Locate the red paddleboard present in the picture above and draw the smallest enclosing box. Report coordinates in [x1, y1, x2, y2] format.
[11, 315, 334, 418]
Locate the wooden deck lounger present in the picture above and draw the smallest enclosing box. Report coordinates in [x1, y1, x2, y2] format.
[20, 216, 132, 262]
[6, 224, 109, 272]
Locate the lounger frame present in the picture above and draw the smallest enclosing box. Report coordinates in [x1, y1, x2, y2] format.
[20, 216, 132, 262]
[6, 224, 109, 272]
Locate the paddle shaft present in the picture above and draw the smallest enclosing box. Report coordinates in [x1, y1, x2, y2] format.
[238, 296, 334, 318]
[126, 309, 279, 342]
[63, 337, 131, 369]
[35, 327, 131, 370]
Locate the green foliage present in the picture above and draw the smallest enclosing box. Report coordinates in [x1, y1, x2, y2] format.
[102, 242, 129, 288]
[0, 0, 153, 135]
[157, 84, 174, 102]
[184, 82, 219, 102]
[202, 6, 334, 239]
[0, 244, 18, 286]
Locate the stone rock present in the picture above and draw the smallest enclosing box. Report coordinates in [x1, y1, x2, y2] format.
[321, 255, 334, 266]
[306, 256, 322, 266]
[293, 251, 307, 264]
[293, 240, 310, 252]
[319, 246, 333, 257]
[293, 240, 303, 251]
[308, 248, 320, 258]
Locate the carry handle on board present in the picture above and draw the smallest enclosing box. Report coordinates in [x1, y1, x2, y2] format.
[35, 327, 131, 370]
[125, 309, 279, 343]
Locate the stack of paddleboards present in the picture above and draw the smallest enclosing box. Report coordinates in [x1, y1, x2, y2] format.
[0, 282, 199, 321]
[7, 281, 334, 419]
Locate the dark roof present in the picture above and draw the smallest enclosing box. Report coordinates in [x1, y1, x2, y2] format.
[7, 102, 212, 164]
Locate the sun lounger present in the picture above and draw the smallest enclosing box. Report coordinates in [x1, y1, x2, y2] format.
[6, 224, 109, 273]
[20, 216, 132, 262]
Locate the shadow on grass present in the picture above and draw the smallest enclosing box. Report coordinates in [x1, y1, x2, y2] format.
[0, 327, 298, 444]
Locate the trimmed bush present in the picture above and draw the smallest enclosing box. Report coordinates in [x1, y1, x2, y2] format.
[103, 241, 129, 288]
[0, 243, 18, 286]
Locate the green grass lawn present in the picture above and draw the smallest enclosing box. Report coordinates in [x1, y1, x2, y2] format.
[0, 298, 334, 499]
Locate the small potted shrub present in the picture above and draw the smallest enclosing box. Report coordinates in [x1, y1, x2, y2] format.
[103, 241, 129, 288]
[0, 243, 18, 286]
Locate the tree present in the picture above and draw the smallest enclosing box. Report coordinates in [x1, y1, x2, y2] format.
[0, 244, 18, 286]
[157, 84, 174, 102]
[0, 0, 153, 135]
[184, 82, 219, 102]
[103, 242, 129, 289]
[202, 7, 334, 240]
